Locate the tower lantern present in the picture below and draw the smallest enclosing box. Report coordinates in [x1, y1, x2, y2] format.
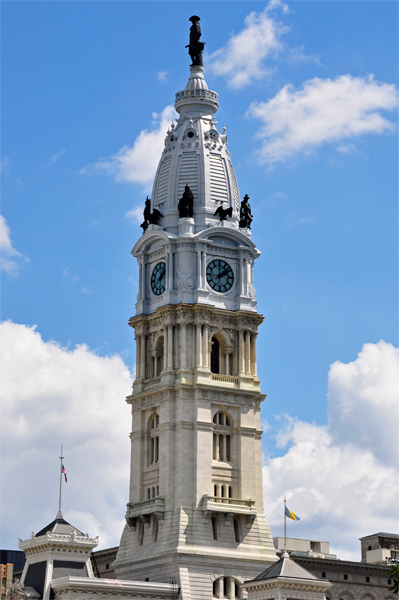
[114, 17, 277, 599]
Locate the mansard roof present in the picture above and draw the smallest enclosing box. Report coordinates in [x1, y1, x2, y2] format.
[248, 552, 319, 583]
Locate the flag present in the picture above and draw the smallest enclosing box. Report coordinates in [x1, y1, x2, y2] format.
[62, 464, 67, 483]
[285, 506, 300, 521]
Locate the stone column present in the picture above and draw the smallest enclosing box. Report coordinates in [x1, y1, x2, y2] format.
[163, 328, 168, 371]
[140, 259, 146, 301]
[243, 258, 247, 295]
[251, 333, 257, 377]
[245, 331, 251, 374]
[42, 559, 54, 600]
[140, 333, 146, 379]
[202, 251, 206, 287]
[167, 325, 173, 370]
[215, 577, 224, 600]
[181, 323, 187, 369]
[135, 334, 140, 379]
[196, 250, 201, 289]
[238, 330, 245, 374]
[203, 324, 209, 370]
[239, 256, 244, 295]
[168, 253, 173, 291]
[196, 324, 202, 369]
[226, 577, 235, 600]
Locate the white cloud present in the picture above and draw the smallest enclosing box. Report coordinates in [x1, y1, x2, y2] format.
[0, 321, 132, 549]
[263, 341, 399, 561]
[286, 215, 314, 227]
[50, 149, 66, 163]
[328, 341, 399, 468]
[0, 215, 29, 276]
[125, 205, 144, 225]
[157, 71, 167, 82]
[80, 105, 178, 191]
[208, 2, 289, 89]
[248, 75, 398, 163]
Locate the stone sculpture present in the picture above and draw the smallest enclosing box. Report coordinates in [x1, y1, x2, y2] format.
[239, 194, 253, 229]
[186, 16, 205, 67]
[141, 197, 163, 232]
[178, 184, 194, 218]
[214, 206, 233, 221]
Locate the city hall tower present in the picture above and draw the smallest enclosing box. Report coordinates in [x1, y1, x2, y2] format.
[114, 17, 277, 600]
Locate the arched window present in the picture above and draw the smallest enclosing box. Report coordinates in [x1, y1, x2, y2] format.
[211, 337, 220, 373]
[212, 411, 233, 463]
[148, 413, 160, 465]
[154, 337, 164, 376]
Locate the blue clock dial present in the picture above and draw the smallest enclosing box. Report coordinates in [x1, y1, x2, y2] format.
[151, 262, 166, 295]
[206, 259, 234, 293]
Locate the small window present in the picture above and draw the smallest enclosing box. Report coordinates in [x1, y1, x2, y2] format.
[139, 521, 144, 545]
[368, 545, 372, 550]
[187, 131, 194, 138]
[156, 485, 159, 496]
[106, 564, 109, 570]
[343, 574, 348, 580]
[212, 516, 218, 540]
[229, 486, 233, 498]
[388, 579, 392, 585]
[223, 577, 227, 597]
[145, 578, 149, 582]
[147, 488, 151, 499]
[234, 518, 240, 543]
[322, 572, 326, 578]
[153, 518, 159, 543]
[366, 577, 370, 583]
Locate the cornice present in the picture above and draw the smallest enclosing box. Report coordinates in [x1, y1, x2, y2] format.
[129, 304, 264, 330]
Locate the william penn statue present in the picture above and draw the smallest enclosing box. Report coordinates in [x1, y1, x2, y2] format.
[186, 15, 205, 66]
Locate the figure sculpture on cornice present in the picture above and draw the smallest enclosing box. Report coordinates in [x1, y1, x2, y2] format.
[178, 184, 194, 218]
[6, 580, 26, 600]
[239, 194, 253, 229]
[186, 16, 205, 67]
[141, 197, 163, 232]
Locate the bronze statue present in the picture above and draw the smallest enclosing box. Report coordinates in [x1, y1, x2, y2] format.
[178, 184, 194, 218]
[239, 194, 253, 229]
[141, 197, 163, 232]
[214, 206, 233, 221]
[186, 16, 205, 67]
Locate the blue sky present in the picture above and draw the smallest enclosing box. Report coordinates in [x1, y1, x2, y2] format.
[1, 1, 398, 559]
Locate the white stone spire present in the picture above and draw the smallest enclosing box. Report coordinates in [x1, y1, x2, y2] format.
[150, 65, 241, 234]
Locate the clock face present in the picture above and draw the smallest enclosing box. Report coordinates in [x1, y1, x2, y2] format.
[206, 259, 234, 293]
[151, 262, 166, 296]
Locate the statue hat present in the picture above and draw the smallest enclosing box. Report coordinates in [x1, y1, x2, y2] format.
[189, 15, 200, 22]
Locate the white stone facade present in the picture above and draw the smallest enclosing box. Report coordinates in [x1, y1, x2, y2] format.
[114, 63, 277, 599]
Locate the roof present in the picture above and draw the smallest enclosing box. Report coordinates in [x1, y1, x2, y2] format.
[249, 552, 318, 583]
[35, 516, 84, 537]
[359, 532, 399, 540]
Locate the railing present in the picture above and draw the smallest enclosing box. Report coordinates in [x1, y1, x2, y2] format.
[175, 89, 218, 102]
[210, 374, 239, 385]
[204, 496, 254, 508]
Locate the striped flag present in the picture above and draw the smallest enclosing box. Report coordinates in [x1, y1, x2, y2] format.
[62, 464, 67, 483]
[285, 506, 300, 521]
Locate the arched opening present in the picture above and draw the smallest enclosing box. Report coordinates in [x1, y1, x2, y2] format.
[148, 413, 160, 465]
[154, 337, 164, 376]
[211, 337, 220, 373]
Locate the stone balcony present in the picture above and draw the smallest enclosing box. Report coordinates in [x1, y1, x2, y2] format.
[201, 495, 256, 528]
[125, 497, 165, 530]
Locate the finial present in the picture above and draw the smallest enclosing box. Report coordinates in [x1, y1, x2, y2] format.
[186, 16, 205, 67]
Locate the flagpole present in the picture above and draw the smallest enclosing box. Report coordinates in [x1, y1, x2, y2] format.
[58, 445, 64, 516]
[284, 495, 287, 554]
